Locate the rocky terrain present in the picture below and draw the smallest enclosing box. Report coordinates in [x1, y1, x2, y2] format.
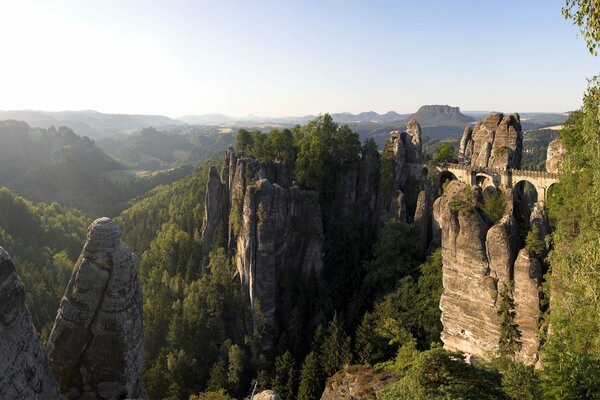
[48, 218, 146, 399]
[0, 247, 64, 400]
[320, 365, 398, 400]
[435, 112, 551, 365]
[459, 112, 523, 169]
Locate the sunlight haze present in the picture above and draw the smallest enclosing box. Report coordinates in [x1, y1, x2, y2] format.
[0, 0, 596, 116]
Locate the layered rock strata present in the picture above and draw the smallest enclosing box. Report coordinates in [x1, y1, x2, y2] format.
[437, 181, 545, 364]
[48, 218, 147, 400]
[0, 247, 64, 400]
[458, 113, 523, 169]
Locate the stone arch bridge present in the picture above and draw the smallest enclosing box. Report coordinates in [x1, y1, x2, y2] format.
[434, 163, 560, 203]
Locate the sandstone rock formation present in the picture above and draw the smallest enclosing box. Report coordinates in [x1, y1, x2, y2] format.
[236, 179, 324, 352]
[437, 181, 546, 364]
[459, 113, 523, 169]
[546, 137, 565, 173]
[201, 165, 228, 255]
[252, 390, 282, 400]
[320, 365, 399, 400]
[0, 247, 64, 400]
[513, 248, 543, 365]
[437, 181, 500, 359]
[48, 218, 147, 400]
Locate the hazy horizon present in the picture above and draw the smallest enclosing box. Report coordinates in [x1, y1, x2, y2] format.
[0, 0, 596, 118]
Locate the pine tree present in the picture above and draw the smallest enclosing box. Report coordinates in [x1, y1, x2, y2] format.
[497, 284, 521, 359]
[271, 351, 297, 400]
[297, 352, 322, 400]
[207, 360, 229, 391]
[320, 312, 352, 377]
[354, 311, 385, 365]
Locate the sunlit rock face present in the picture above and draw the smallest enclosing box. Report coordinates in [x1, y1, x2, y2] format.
[320, 365, 399, 400]
[437, 181, 546, 364]
[545, 137, 565, 173]
[48, 217, 147, 400]
[0, 247, 64, 400]
[459, 112, 523, 169]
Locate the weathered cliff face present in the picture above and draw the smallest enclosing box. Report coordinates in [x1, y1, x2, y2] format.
[459, 113, 523, 169]
[0, 247, 64, 400]
[48, 218, 147, 400]
[236, 179, 324, 352]
[201, 165, 228, 255]
[513, 248, 543, 365]
[437, 181, 500, 359]
[320, 365, 399, 400]
[546, 137, 565, 173]
[437, 181, 546, 364]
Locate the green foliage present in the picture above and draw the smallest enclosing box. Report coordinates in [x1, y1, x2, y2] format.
[542, 75, 600, 399]
[433, 142, 455, 163]
[189, 389, 235, 400]
[354, 311, 387, 365]
[497, 284, 522, 359]
[563, 0, 600, 55]
[524, 224, 544, 255]
[479, 189, 506, 224]
[379, 348, 506, 400]
[297, 352, 323, 400]
[295, 114, 360, 194]
[320, 312, 352, 377]
[271, 351, 297, 400]
[501, 361, 542, 400]
[364, 219, 420, 294]
[0, 187, 87, 338]
[235, 128, 296, 162]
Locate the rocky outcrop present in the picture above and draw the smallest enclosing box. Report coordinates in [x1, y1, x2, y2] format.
[459, 113, 523, 169]
[485, 214, 518, 288]
[48, 218, 147, 400]
[437, 181, 500, 359]
[236, 180, 324, 353]
[546, 138, 565, 173]
[414, 190, 430, 257]
[253, 390, 282, 400]
[438, 181, 546, 363]
[201, 165, 228, 255]
[513, 248, 542, 365]
[0, 247, 64, 400]
[404, 119, 422, 164]
[320, 365, 399, 400]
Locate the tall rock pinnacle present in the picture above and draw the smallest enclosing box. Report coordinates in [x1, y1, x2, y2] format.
[0, 247, 64, 400]
[48, 218, 147, 400]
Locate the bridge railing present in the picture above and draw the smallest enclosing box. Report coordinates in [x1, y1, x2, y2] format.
[435, 162, 560, 179]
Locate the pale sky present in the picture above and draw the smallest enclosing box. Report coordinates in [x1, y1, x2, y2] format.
[0, 0, 597, 117]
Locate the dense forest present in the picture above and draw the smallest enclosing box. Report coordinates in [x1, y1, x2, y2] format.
[1, 2, 599, 399]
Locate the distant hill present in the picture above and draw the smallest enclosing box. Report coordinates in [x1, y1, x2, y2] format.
[0, 110, 185, 138]
[0, 120, 191, 216]
[407, 105, 474, 126]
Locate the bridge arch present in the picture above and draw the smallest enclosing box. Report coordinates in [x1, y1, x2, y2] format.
[437, 170, 458, 193]
[475, 172, 498, 190]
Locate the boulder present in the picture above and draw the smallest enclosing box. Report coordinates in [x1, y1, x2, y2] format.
[48, 218, 147, 399]
[253, 390, 282, 400]
[0, 247, 64, 400]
